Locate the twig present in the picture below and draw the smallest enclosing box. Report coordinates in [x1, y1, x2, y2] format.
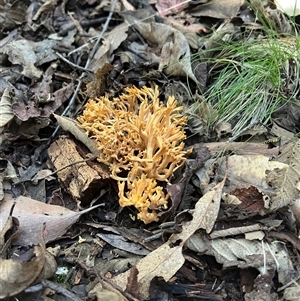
[55, 52, 93, 73]
[52, 0, 118, 138]
[41, 280, 83, 301]
[46, 155, 97, 177]
[64, 257, 140, 301]
[13, 156, 97, 185]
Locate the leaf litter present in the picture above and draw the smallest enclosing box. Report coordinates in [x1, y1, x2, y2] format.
[1, 0, 300, 300]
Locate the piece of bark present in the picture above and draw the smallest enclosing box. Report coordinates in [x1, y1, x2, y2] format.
[48, 137, 110, 206]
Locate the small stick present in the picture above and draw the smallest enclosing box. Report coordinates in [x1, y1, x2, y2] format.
[52, 0, 118, 138]
[55, 52, 93, 73]
[42, 280, 83, 301]
[13, 156, 97, 185]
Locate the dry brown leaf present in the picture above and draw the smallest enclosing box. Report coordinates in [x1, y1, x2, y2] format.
[42, 82, 74, 117]
[133, 22, 198, 82]
[0, 0, 27, 30]
[0, 159, 17, 201]
[0, 88, 14, 127]
[191, 0, 243, 19]
[165, 18, 207, 49]
[53, 114, 100, 157]
[97, 233, 150, 256]
[34, 250, 57, 283]
[0, 194, 103, 246]
[90, 23, 129, 72]
[270, 122, 294, 144]
[266, 139, 300, 211]
[111, 178, 225, 299]
[283, 285, 300, 301]
[186, 235, 294, 285]
[0, 245, 45, 298]
[12, 101, 41, 121]
[199, 155, 287, 196]
[156, 0, 190, 16]
[1, 39, 58, 79]
[92, 281, 128, 301]
[32, 0, 59, 21]
[0, 215, 19, 256]
[120, 0, 134, 11]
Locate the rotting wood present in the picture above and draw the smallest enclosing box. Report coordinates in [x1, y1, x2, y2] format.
[48, 137, 110, 206]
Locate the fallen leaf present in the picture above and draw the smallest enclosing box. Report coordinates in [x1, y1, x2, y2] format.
[31, 169, 55, 184]
[266, 139, 300, 211]
[133, 22, 198, 82]
[0, 214, 19, 256]
[53, 114, 100, 157]
[0, 245, 45, 298]
[0, 159, 17, 201]
[92, 281, 128, 301]
[31, 74, 52, 103]
[1, 39, 58, 79]
[244, 273, 278, 301]
[90, 23, 129, 72]
[0, 88, 14, 127]
[198, 154, 288, 196]
[186, 235, 295, 285]
[156, 0, 190, 17]
[42, 82, 74, 117]
[97, 233, 150, 256]
[191, 0, 243, 19]
[32, 0, 59, 21]
[12, 101, 41, 121]
[112, 178, 225, 299]
[0, 0, 27, 31]
[274, 0, 300, 16]
[284, 285, 300, 301]
[0, 194, 103, 246]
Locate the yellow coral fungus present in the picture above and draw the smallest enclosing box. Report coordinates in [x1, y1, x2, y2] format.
[78, 85, 191, 223]
[118, 174, 169, 223]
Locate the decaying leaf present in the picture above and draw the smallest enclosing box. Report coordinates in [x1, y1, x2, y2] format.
[85, 63, 113, 99]
[0, 245, 45, 298]
[156, 0, 190, 16]
[90, 23, 129, 72]
[186, 235, 295, 285]
[0, 0, 27, 30]
[53, 114, 100, 157]
[12, 101, 41, 121]
[266, 139, 300, 211]
[0, 214, 19, 257]
[1, 39, 58, 79]
[34, 249, 57, 283]
[284, 285, 300, 301]
[42, 82, 74, 117]
[133, 22, 198, 82]
[32, 0, 59, 21]
[91, 281, 128, 301]
[97, 233, 150, 256]
[0, 88, 14, 128]
[112, 177, 225, 299]
[198, 154, 288, 199]
[0, 159, 18, 201]
[190, 0, 243, 19]
[0, 194, 103, 246]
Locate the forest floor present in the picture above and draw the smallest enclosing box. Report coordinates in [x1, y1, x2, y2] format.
[1, 1, 300, 301]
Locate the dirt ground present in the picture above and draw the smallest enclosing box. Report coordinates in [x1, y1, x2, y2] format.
[1, 0, 300, 301]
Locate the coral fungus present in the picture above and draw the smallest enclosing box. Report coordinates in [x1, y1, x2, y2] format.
[78, 85, 191, 223]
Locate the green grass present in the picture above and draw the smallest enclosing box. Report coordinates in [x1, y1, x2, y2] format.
[192, 35, 300, 139]
[180, 0, 300, 139]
